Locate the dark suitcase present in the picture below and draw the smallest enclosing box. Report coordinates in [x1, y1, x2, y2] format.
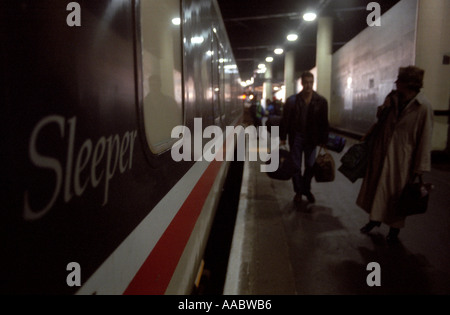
[326, 133, 346, 153]
[266, 149, 299, 180]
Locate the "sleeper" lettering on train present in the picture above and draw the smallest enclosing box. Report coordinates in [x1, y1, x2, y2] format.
[23, 115, 138, 221]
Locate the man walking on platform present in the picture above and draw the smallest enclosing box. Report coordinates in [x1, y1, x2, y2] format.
[280, 71, 329, 203]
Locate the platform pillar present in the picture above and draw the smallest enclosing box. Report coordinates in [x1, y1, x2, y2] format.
[315, 17, 333, 115]
[415, 0, 450, 150]
[284, 50, 296, 99]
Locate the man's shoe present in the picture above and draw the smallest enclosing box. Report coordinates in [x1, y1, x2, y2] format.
[360, 220, 381, 234]
[293, 193, 303, 203]
[304, 191, 315, 203]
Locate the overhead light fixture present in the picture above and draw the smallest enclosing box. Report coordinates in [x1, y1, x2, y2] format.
[241, 78, 254, 87]
[265, 56, 274, 62]
[172, 17, 181, 25]
[256, 64, 266, 74]
[287, 33, 298, 42]
[274, 48, 284, 55]
[191, 36, 204, 44]
[303, 12, 317, 22]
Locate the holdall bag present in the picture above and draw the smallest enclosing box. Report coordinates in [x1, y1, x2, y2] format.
[397, 174, 433, 217]
[314, 146, 335, 182]
[266, 148, 299, 181]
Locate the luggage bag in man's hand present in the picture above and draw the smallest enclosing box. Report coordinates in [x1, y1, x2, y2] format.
[266, 148, 299, 180]
[314, 146, 335, 182]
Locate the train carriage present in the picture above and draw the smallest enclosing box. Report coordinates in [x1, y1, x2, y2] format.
[1, 0, 243, 295]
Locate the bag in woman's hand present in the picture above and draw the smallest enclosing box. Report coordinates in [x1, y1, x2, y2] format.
[338, 142, 369, 183]
[396, 174, 433, 216]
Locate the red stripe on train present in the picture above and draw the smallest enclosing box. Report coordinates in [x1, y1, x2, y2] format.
[123, 158, 223, 295]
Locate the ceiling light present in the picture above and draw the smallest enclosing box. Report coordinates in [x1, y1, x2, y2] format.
[191, 36, 204, 44]
[172, 18, 181, 25]
[287, 34, 298, 41]
[265, 57, 274, 62]
[274, 48, 284, 55]
[303, 12, 317, 22]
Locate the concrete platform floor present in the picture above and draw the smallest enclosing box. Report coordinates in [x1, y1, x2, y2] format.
[224, 141, 450, 295]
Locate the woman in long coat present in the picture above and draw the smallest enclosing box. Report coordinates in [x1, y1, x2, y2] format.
[357, 66, 433, 242]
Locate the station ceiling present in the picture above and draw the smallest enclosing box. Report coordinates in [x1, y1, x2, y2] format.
[217, 0, 401, 82]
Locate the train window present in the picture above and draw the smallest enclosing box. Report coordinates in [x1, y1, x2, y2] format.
[140, 0, 183, 154]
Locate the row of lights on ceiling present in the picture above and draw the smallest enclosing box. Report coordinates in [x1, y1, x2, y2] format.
[172, 11, 318, 87]
[256, 12, 317, 76]
[269, 12, 317, 57]
[172, 10, 317, 51]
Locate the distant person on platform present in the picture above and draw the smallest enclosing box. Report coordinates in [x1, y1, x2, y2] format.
[280, 71, 329, 203]
[249, 95, 264, 128]
[266, 96, 282, 133]
[272, 96, 283, 116]
[358, 66, 433, 243]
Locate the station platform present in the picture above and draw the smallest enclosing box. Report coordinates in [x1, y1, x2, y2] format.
[223, 137, 450, 295]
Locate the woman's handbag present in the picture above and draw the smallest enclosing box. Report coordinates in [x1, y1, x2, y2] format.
[314, 146, 335, 182]
[338, 120, 377, 183]
[338, 101, 393, 183]
[397, 174, 433, 217]
[338, 142, 369, 183]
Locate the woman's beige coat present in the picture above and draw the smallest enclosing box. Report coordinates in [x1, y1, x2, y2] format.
[356, 91, 433, 228]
